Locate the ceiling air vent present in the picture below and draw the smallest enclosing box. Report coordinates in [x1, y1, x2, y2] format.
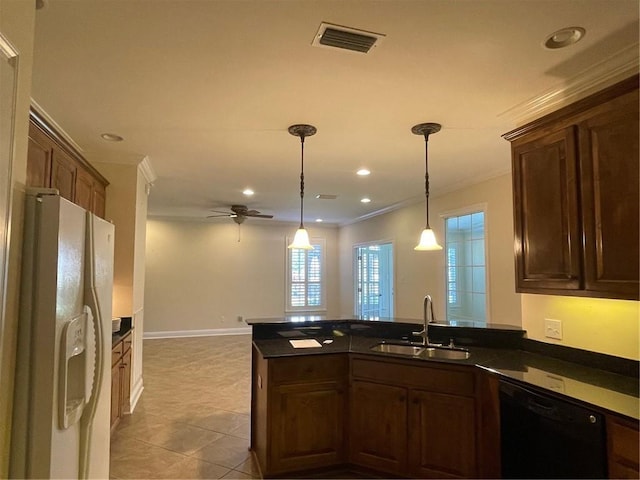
[316, 194, 338, 200]
[312, 22, 385, 54]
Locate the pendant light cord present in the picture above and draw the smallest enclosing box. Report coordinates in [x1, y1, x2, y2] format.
[299, 135, 306, 229]
[423, 134, 431, 229]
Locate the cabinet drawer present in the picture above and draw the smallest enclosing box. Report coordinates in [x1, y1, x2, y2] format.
[112, 343, 123, 366]
[351, 357, 475, 396]
[271, 354, 347, 385]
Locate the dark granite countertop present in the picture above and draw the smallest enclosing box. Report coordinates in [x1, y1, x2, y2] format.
[249, 316, 640, 421]
[112, 326, 133, 348]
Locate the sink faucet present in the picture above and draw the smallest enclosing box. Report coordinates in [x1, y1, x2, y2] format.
[413, 295, 436, 346]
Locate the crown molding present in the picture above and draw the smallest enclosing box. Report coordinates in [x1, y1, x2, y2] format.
[138, 156, 157, 184]
[499, 43, 639, 125]
[30, 99, 85, 154]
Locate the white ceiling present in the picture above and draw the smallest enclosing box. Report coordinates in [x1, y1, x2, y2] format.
[31, 0, 639, 225]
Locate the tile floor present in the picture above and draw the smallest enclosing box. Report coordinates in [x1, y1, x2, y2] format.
[110, 334, 260, 479]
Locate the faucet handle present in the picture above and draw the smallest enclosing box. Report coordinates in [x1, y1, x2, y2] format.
[448, 338, 455, 348]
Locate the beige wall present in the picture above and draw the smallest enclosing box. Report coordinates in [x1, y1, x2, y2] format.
[95, 162, 138, 317]
[338, 174, 521, 326]
[144, 219, 339, 334]
[94, 160, 151, 409]
[522, 295, 639, 360]
[0, 0, 35, 475]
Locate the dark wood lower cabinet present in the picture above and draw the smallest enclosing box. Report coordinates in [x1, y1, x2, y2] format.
[270, 381, 346, 473]
[349, 355, 480, 479]
[408, 390, 476, 478]
[349, 380, 407, 474]
[607, 414, 640, 479]
[252, 347, 635, 479]
[252, 349, 347, 477]
[251, 351, 496, 478]
[111, 332, 133, 432]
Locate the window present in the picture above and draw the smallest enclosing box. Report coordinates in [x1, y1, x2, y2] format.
[286, 238, 325, 312]
[445, 210, 487, 323]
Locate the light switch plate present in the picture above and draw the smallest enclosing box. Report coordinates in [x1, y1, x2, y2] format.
[545, 318, 563, 340]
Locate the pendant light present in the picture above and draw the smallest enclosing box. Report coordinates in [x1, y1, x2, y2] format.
[288, 124, 317, 250]
[412, 122, 443, 251]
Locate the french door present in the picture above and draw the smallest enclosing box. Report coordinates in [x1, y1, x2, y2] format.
[354, 243, 393, 318]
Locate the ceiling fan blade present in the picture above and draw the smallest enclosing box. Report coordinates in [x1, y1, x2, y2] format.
[245, 210, 261, 216]
[250, 214, 274, 219]
[210, 209, 232, 214]
[206, 214, 233, 218]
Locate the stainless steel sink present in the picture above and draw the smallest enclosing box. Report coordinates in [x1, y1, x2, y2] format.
[370, 342, 470, 360]
[425, 347, 470, 360]
[370, 343, 425, 356]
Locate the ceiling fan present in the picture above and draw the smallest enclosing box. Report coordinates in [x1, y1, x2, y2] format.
[207, 204, 274, 224]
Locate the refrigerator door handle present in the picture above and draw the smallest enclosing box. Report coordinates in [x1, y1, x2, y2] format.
[78, 212, 106, 480]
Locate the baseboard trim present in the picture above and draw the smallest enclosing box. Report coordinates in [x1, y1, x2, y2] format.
[143, 327, 252, 339]
[128, 378, 144, 414]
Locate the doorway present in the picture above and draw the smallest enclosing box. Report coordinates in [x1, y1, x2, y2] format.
[354, 242, 394, 318]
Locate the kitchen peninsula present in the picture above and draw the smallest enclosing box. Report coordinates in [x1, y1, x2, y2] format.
[248, 316, 639, 479]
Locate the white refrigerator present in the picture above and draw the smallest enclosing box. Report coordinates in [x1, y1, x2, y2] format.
[11, 189, 114, 479]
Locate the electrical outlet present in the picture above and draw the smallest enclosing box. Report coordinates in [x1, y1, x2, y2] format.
[544, 318, 563, 340]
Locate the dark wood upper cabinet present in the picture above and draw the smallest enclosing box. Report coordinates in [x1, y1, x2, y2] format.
[51, 147, 77, 202]
[504, 76, 639, 301]
[578, 95, 639, 299]
[27, 122, 52, 188]
[26, 109, 109, 218]
[511, 127, 581, 291]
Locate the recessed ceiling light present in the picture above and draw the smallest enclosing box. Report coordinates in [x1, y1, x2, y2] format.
[315, 218, 323, 223]
[100, 133, 124, 142]
[243, 188, 254, 196]
[361, 197, 371, 203]
[357, 169, 371, 176]
[544, 27, 586, 49]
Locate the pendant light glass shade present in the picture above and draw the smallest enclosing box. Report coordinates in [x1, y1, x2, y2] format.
[411, 122, 442, 252]
[287, 124, 317, 250]
[415, 228, 443, 251]
[289, 228, 313, 250]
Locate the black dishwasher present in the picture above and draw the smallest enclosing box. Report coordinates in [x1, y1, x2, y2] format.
[499, 380, 607, 479]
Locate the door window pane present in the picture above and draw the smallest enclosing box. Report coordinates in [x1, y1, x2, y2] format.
[445, 210, 487, 323]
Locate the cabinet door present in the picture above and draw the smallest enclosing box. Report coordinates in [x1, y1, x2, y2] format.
[74, 167, 94, 213]
[270, 381, 346, 473]
[512, 127, 581, 292]
[579, 92, 639, 300]
[110, 361, 121, 430]
[349, 380, 407, 475]
[121, 347, 132, 414]
[408, 389, 477, 478]
[27, 123, 52, 188]
[93, 182, 107, 218]
[51, 148, 77, 202]
[607, 415, 640, 479]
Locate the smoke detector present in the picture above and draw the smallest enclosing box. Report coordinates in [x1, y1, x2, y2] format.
[312, 22, 385, 54]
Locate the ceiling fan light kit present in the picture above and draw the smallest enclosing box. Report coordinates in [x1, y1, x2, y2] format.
[412, 122, 443, 251]
[207, 204, 273, 224]
[288, 124, 317, 250]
